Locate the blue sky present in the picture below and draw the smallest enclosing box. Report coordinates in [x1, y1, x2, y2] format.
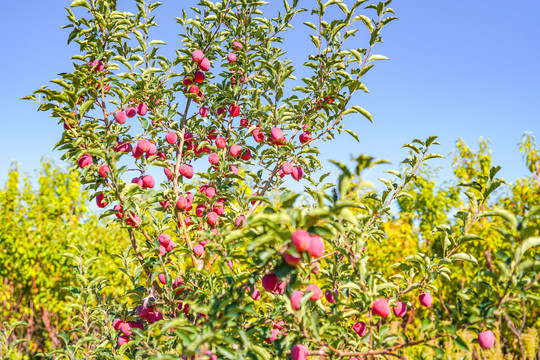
[1, 1, 538, 190]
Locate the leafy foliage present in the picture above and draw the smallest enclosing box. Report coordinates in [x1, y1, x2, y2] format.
[18, 0, 540, 359]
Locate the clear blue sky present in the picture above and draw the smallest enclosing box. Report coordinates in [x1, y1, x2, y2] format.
[1, 1, 539, 189]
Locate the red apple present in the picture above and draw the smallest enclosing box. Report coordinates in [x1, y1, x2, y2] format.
[291, 229, 311, 252]
[126, 107, 137, 118]
[78, 154, 93, 168]
[291, 290, 304, 310]
[98, 164, 110, 178]
[96, 193, 108, 208]
[262, 273, 278, 292]
[478, 330, 495, 349]
[194, 244, 204, 257]
[192, 49, 204, 63]
[393, 302, 407, 317]
[230, 144, 242, 157]
[137, 103, 147, 116]
[115, 111, 127, 124]
[291, 166, 304, 181]
[419, 293, 432, 307]
[306, 284, 322, 301]
[353, 321, 367, 337]
[308, 235, 324, 257]
[372, 298, 390, 317]
[283, 252, 302, 266]
[199, 58, 211, 71]
[166, 132, 178, 144]
[194, 71, 205, 83]
[291, 344, 308, 360]
[179, 164, 194, 179]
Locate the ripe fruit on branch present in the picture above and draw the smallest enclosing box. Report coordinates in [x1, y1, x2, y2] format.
[199, 107, 209, 117]
[251, 288, 261, 300]
[137, 103, 147, 116]
[353, 322, 367, 337]
[232, 41, 243, 51]
[96, 193, 108, 208]
[264, 329, 280, 344]
[241, 148, 251, 161]
[207, 211, 219, 225]
[230, 144, 242, 157]
[227, 53, 237, 63]
[131, 177, 143, 187]
[262, 273, 279, 292]
[306, 284, 322, 301]
[252, 128, 266, 143]
[113, 318, 123, 330]
[194, 71, 205, 83]
[393, 302, 407, 317]
[419, 293, 432, 307]
[137, 139, 150, 153]
[229, 104, 241, 117]
[282, 162, 293, 175]
[113, 205, 124, 218]
[179, 164, 194, 179]
[291, 166, 304, 181]
[270, 127, 286, 143]
[291, 290, 303, 310]
[183, 76, 192, 86]
[283, 252, 302, 266]
[291, 229, 311, 252]
[308, 235, 325, 257]
[141, 175, 155, 189]
[164, 168, 174, 181]
[194, 244, 204, 257]
[235, 216, 246, 228]
[189, 85, 199, 95]
[216, 137, 226, 149]
[478, 330, 495, 349]
[209, 153, 220, 165]
[158, 273, 167, 285]
[117, 335, 130, 347]
[291, 344, 308, 360]
[372, 298, 390, 317]
[98, 164, 110, 178]
[208, 128, 218, 140]
[115, 111, 127, 124]
[78, 154, 93, 168]
[166, 132, 178, 144]
[299, 131, 312, 144]
[205, 186, 217, 198]
[126, 107, 137, 118]
[199, 58, 211, 72]
[192, 49, 204, 63]
[120, 322, 132, 336]
[158, 234, 171, 247]
[325, 289, 336, 304]
[114, 141, 131, 153]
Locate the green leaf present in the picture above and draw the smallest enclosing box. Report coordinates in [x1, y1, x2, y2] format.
[344, 129, 360, 142]
[515, 237, 540, 262]
[368, 54, 390, 62]
[448, 253, 477, 264]
[480, 209, 518, 229]
[148, 40, 167, 46]
[71, 0, 90, 10]
[453, 336, 469, 352]
[343, 105, 372, 122]
[142, 67, 162, 77]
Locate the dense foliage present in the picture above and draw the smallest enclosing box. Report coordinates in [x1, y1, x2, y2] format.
[14, 0, 540, 359]
[0, 161, 125, 359]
